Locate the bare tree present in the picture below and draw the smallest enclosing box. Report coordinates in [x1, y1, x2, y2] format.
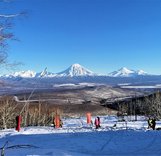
[0, 96, 18, 129]
[152, 91, 161, 119]
[0, 0, 24, 69]
[141, 91, 161, 119]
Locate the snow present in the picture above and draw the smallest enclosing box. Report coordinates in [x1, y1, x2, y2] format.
[1, 116, 161, 156]
[121, 85, 161, 89]
[0, 65, 156, 78]
[0, 64, 97, 78]
[108, 67, 148, 77]
[4, 70, 36, 78]
[57, 63, 97, 77]
[36, 70, 56, 78]
[118, 83, 131, 86]
[53, 83, 97, 88]
[108, 67, 135, 77]
[137, 69, 148, 75]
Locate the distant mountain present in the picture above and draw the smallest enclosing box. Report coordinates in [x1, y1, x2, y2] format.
[1, 65, 161, 91]
[35, 68, 56, 78]
[0, 65, 156, 79]
[108, 67, 148, 77]
[3, 70, 36, 78]
[136, 70, 148, 75]
[56, 63, 97, 77]
[0, 64, 97, 78]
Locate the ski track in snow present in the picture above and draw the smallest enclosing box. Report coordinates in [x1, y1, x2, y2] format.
[1, 116, 161, 156]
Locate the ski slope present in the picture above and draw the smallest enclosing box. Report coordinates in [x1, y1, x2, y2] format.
[1, 116, 161, 156]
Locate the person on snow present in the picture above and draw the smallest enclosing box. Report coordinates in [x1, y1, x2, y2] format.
[94, 117, 99, 129]
[60, 119, 63, 128]
[148, 117, 152, 129]
[97, 116, 101, 128]
[151, 118, 156, 130]
[53, 117, 56, 128]
[95, 116, 101, 129]
[148, 117, 156, 130]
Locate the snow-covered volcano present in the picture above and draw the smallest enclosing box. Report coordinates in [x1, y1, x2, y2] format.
[108, 67, 148, 77]
[56, 63, 97, 77]
[0, 65, 151, 79]
[0, 64, 97, 78]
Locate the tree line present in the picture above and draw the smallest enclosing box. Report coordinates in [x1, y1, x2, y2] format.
[0, 96, 64, 129]
[106, 91, 161, 120]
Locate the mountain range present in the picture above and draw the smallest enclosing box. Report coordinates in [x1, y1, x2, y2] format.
[1, 63, 155, 78]
[108, 67, 148, 77]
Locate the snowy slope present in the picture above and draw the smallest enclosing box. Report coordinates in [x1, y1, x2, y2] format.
[35, 71, 56, 78]
[0, 64, 97, 78]
[1, 116, 161, 156]
[108, 67, 148, 77]
[137, 69, 148, 75]
[56, 63, 97, 77]
[0, 65, 154, 79]
[3, 70, 36, 78]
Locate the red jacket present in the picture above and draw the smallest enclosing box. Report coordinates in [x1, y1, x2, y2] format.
[95, 118, 99, 126]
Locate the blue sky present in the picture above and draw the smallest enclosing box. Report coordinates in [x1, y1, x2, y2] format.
[4, 0, 161, 74]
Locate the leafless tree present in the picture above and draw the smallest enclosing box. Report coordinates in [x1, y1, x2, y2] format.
[0, 0, 24, 69]
[0, 96, 18, 129]
[140, 91, 161, 119]
[151, 91, 161, 119]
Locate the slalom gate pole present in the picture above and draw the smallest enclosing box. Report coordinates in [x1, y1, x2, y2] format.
[86, 112, 91, 124]
[16, 115, 21, 132]
[55, 115, 60, 128]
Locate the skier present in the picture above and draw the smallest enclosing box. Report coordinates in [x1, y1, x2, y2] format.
[94, 117, 99, 129]
[97, 116, 101, 128]
[148, 117, 156, 130]
[53, 117, 56, 128]
[151, 118, 156, 130]
[148, 117, 152, 129]
[60, 119, 63, 128]
[95, 117, 100, 129]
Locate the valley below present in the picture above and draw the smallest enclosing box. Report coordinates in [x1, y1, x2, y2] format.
[1, 68, 161, 117]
